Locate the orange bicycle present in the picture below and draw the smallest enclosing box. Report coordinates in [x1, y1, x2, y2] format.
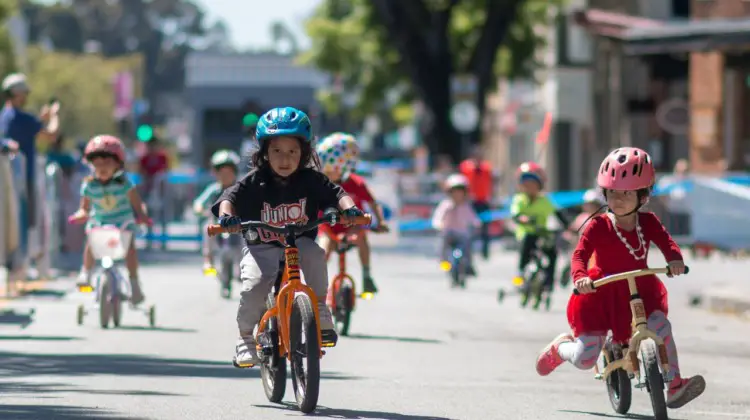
[325, 229, 376, 337]
[207, 210, 371, 414]
[573, 265, 691, 420]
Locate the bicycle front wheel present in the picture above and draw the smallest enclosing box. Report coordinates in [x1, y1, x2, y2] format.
[290, 294, 321, 414]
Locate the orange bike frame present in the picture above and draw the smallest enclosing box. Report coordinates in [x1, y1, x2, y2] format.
[330, 238, 357, 312]
[255, 247, 324, 360]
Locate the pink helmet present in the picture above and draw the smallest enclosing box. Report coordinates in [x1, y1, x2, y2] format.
[84, 135, 126, 163]
[597, 147, 655, 190]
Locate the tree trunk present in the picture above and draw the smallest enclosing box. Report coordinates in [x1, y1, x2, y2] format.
[371, 0, 522, 165]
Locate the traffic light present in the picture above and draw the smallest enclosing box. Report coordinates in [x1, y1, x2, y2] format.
[136, 123, 154, 142]
[242, 112, 259, 128]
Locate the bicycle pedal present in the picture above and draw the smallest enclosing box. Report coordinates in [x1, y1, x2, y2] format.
[634, 382, 647, 389]
[232, 357, 255, 369]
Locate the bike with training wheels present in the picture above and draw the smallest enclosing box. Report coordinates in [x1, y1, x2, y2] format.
[438, 236, 472, 289]
[207, 209, 371, 414]
[71, 220, 156, 329]
[574, 266, 690, 420]
[204, 231, 243, 299]
[498, 228, 561, 310]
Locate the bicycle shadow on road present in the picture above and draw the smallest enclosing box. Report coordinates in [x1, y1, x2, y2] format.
[0, 335, 81, 341]
[558, 409, 685, 420]
[0, 351, 361, 381]
[345, 333, 442, 344]
[115, 325, 197, 333]
[255, 403, 457, 419]
[0, 309, 35, 328]
[0, 404, 147, 419]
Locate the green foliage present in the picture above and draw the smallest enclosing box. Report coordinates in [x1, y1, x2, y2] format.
[0, 0, 17, 76]
[25, 47, 143, 141]
[302, 0, 561, 126]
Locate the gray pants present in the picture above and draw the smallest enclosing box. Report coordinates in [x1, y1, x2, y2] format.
[237, 237, 329, 335]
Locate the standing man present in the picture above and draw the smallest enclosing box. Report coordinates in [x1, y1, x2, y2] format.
[459, 145, 494, 260]
[0, 73, 60, 277]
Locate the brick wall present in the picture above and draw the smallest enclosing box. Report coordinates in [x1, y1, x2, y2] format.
[689, 0, 750, 173]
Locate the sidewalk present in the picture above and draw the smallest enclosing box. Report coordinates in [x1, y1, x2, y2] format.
[686, 255, 750, 319]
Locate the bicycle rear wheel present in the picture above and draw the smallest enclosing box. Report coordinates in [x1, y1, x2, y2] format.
[290, 294, 321, 413]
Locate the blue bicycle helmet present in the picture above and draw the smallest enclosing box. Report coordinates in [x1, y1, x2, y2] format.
[256, 107, 313, 145]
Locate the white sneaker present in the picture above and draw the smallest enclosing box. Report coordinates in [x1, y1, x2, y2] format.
[234, 336, 260, 367]
[317, 301, 334, 330]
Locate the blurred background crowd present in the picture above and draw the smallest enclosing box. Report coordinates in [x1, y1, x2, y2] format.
[0, 0, 747, 284]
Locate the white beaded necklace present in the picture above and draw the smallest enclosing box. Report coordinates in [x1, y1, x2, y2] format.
[607, 212, 648, 261]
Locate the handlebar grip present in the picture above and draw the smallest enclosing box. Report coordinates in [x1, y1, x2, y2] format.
[207, 224, 227, 237]
[348, 214, 372, 226]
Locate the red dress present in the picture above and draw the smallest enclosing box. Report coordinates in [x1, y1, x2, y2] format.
[566, 212, 682, 342]
[319, 173, 375, 237]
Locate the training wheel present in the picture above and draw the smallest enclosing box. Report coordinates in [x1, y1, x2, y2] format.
[76, 304, 85, 326]
[148, 305, 156, 327]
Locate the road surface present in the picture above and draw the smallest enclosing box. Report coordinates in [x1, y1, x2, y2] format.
[0, 245, 747, 419]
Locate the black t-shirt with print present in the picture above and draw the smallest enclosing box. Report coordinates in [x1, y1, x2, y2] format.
[211, 166, 347, 244]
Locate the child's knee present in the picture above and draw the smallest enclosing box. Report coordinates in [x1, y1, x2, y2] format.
[647, 311, 673, 339]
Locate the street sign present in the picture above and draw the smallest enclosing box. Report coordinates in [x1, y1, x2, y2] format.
[450, 100, 480, 133]
[451, 74, 478, 102]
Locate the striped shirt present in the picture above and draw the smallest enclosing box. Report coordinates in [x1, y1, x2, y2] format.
[81, 174, 135, 227]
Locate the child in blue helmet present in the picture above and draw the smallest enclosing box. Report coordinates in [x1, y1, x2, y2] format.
[211, 107, 363, 368]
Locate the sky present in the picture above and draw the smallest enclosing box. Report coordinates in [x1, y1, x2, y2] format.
[34, 0, 320, 50]
[194, 0, 318, 49]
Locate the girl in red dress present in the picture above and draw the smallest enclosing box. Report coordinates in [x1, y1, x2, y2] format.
[534, 147, 705, 409]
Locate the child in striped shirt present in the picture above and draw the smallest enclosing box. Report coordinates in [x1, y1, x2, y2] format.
[69, 135, 150, 305]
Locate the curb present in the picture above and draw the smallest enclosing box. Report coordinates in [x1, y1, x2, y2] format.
[692, 293, 750, 320]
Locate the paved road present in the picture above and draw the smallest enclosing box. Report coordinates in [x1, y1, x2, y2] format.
[0, 245, 748, 420]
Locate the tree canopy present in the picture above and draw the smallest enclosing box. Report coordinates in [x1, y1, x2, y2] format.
[303, 0, 560, 161]
[20, 0, 223, 111]
[25, 46, 142, 143]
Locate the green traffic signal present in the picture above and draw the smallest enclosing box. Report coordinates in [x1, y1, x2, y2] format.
[136, 124, 153, 142]
[242, 113, 259, 127]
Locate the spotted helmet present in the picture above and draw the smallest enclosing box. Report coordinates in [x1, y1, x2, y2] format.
[316, 132, 359, 177]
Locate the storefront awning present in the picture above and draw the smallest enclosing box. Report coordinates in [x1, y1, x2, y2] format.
[622, 18, 750, 55]
[572, 8, 663, 39]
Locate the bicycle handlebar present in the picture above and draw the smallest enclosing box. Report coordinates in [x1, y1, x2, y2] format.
[207, 213, 372, 237]
[572, 266, 690, 295]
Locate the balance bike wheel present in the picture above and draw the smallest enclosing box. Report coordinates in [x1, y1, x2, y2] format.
[290, 294, 320, 414]
[337, 283, 354, 337]
[642, 342, 668, 420]
[261, 317, 287, 403]
[603, 347, 632, 414]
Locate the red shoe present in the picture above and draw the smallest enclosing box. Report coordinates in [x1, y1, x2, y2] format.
[667, 375, 706, 409]
[535, 333, 573, 376]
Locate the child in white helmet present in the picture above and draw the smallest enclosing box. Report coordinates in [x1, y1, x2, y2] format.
[193, 149, 241, 272]
[432, 174, 481, 274]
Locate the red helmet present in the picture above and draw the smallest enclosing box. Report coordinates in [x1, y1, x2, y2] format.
[84, 135, 126, 163]
[597, 147, 655, 191]
[516, 161, 546, 186]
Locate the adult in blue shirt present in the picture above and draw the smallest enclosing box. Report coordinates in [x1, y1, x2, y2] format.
[0, 73, 60, 227]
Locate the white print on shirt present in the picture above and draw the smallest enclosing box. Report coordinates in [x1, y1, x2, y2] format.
[258, 199, 310, 243]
